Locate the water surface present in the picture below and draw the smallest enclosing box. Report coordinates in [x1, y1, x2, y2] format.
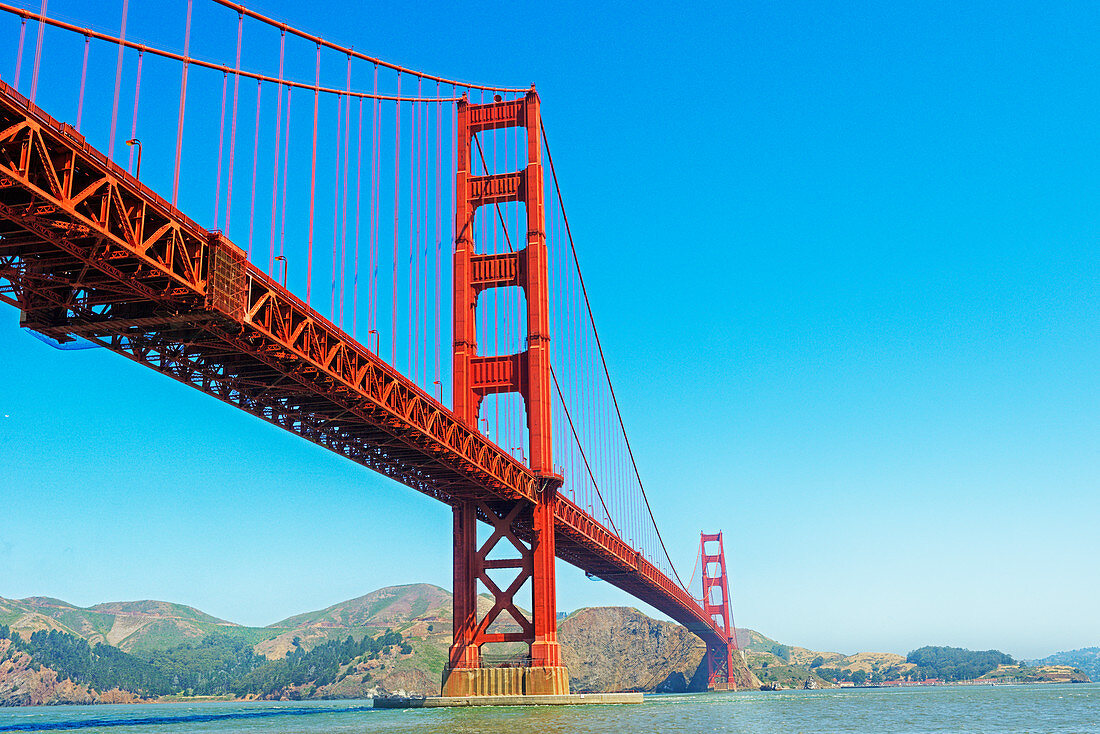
[0, 683, 1096, 733]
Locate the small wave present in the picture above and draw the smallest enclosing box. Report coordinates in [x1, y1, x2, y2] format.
[0, 705, 374, 732]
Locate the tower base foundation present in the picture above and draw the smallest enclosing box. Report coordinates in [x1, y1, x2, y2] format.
[440, 666, 570, 697]
[376, 692, 640, 708]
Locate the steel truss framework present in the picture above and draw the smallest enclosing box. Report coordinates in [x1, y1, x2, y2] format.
[0, 77, 736, 668]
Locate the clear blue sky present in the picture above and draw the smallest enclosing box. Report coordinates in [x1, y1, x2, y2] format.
[1, 0, 1097, 661]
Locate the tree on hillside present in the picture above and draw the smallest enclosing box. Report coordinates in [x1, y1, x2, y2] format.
[139, 633, 267, 696]
[18, 630, 171, 696]
[851, 670, 868, 685]
[906, 646, 1013, 682]
[231, 629, 402, 698]
[810, 656, 825, 668]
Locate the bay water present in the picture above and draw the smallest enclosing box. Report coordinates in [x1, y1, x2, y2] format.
[0, 683, 1095, 733]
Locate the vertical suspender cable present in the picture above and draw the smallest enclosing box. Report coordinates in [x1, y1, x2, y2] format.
[213, 72, 227, 225]
[451, 88, 458, 406]
[514, 104, 521, 452]
[408, 92, 415, 379]
[76, 35, 88, 132]
[14, 18, 26, 90]
[418, 80, 426, 384]
[172, 0, 192, 206]
[268, 28, 285, 274]
[435, 84, 442, 393]
[549, 363, 619, 536]
[353, 95, 363, 338]
[500, 106, 508, 446]
[279, 87, 291, 261]
[540, 122, 690, 591]
[391, 71, 400, 364]
[368, 64, 379, 343]
[340, 56, 352, 329]
[126, 49, 142, 174]
[224, 12, 243, 233]
[410, 79, 420, 381]
[332, 92, 342, 320]
[508, 108, 516, 450]
[483, 92, 498, 443]
[307, 43, 320, 304]
[247, 79, 261, 259]
[28, 0, 46, 104]
[107, 0, 128, 161]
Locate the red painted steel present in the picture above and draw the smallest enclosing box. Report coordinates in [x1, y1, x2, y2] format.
[0, 76, 736, 674]
[450, 90, 563, 671]
[701, 532, 738, 689]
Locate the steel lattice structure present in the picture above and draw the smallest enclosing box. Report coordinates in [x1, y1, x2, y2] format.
[0, 78, 739, 689]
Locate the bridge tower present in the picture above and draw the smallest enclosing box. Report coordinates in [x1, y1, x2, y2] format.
[444, 88, 569, 697]
[701, 532, 738, 690]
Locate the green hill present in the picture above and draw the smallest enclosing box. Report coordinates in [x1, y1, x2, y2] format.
[270, 583, 450, 633]
[256, 584, 520, 662]
[1033, 647, 1100, 682]
[257, 583, 452, 661]
[0, 596, 280, 654]
[88, 600, 232, 625]
[0, 622, 408, 704]
[8, 584, 1089, 703]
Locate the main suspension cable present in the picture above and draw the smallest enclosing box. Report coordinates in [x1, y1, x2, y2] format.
[0, 3, 463, 102]
[541, 120, 690, 594]
[210, 0, 526, 93]
[550, 364, 619, 537]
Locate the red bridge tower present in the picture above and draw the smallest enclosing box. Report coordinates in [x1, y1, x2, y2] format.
[701, 531, 739, 690]
[443, 89, 568, 696]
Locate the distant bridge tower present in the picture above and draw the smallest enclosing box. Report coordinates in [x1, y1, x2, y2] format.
[701, 531, 738, 690]
[444, 88, 569, 697]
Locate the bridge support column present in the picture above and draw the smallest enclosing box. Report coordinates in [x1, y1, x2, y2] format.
[706, 643, 736, 691]
[442, 495, 569, 696]
[449, 502, 480, 671]
[529, 488, 562, 670]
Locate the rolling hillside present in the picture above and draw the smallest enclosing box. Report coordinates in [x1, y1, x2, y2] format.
[1033, 647, 1100, 682]
[0, 596, 280, 654]
[2, 586, 752, 698]
[270, 583, 450, 632]
[4, 585, 1090, 702]
[255, 583, 510, 661]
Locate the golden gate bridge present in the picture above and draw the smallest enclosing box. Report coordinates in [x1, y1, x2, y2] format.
[0, 0, 741, 695]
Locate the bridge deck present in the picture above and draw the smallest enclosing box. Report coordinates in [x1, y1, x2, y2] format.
[0, 77, 727, 651]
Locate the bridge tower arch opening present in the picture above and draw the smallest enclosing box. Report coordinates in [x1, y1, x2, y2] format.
[445, 88, 569, 697]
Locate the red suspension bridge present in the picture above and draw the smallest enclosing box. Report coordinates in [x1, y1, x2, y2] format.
[0, 0, 742, 695]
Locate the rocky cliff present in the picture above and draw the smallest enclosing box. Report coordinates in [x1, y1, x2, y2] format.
[559, 606, 758, 693]
[0, 639, 144, 706]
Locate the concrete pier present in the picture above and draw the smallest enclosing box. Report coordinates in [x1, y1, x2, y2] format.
[373, 692, 644, 708]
